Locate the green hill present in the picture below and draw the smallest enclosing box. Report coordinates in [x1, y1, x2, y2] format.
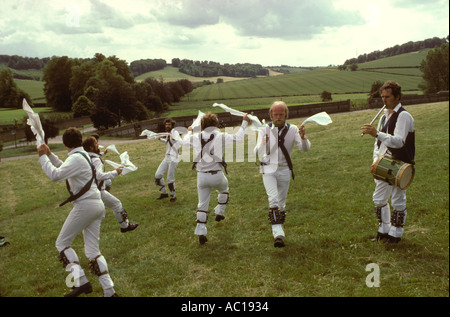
[135, 65, 253, 84]
[357, 49, 431, 69]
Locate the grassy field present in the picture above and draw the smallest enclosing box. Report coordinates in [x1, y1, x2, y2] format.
[135, 65, 252, 84]
[0, 101, 448, 298]
[0, 107, 56, 125]
[357, 49, 431, 69]
[185, 67, 423, 102]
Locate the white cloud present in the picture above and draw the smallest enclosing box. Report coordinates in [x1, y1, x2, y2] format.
[0, 0, 448, 66]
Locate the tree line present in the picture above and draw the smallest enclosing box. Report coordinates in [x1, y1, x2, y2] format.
[0, 55, 50, 70]
[172, 58, 269, 78]
[129, 58, 167, 77]
[343, 36, 448, 66]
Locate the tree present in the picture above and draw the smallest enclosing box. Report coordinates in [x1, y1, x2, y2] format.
[0, 68, 32, 108]
[43, 56, 74, 111]
[419, 43, 449, 94]
[369, 80, 384, 99]
[72, 95, 96, 117]
[321, 91, 332, 101]
[70, 59, 96, 104]
[24, 118, 59, 144]
[91, 107, 119, 130]
[87, 59, 139, 127]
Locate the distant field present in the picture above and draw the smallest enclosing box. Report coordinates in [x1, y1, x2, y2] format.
[135, 65, 252, 83]
[185, 67, 424, 102]
[14, 79, 45, 101]
[0, 107, 53, 125]
[357, 49, 431, 69]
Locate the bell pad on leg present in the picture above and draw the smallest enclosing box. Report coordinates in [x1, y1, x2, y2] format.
[268, 207, 286, 225]
[391, 209, 406, 228]
[89, 255, 109, 276]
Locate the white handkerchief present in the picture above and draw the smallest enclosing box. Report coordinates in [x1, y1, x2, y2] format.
[140, 129, 170, 140]
[301, 112, 332, 126]
[22, 99, 45, 147]
[191, 110, 205, 130]
[105, 144, 121, 155]
[104, 148, 138, 176]
[212, 103, 263, 130]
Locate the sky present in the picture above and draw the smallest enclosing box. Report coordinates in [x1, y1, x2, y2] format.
[0, 0, 448, 67]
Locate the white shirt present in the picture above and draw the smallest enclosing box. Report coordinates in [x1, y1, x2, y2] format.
[159, 128, 181, 160]
[39, 147, 101, 203]
[256, 123, 310, 167]
[373, 103, 414, 163]
[183, 121, 248, 172]
[89, 152, 118, 190]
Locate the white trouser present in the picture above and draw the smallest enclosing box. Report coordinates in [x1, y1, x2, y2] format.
[195, 171, 229, 235]
[262, 166, 291, 238]
[262, 166, 291, 210]
[56, 199, 106, 259]
[373, 179, 407, 238]
[101, 190, 129, 229]
[155, 156, 178, 187]
[56, 199, 114, 291]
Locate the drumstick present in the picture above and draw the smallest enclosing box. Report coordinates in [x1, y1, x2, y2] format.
[361, 105, 386, 137]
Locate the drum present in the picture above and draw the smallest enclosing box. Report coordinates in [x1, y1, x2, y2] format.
[372, 155, 415, 190]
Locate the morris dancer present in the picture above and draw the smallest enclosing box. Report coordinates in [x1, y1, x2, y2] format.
[361, 80, 415, 244]
[90, 133, 112, 191]
[183, 112, 250, 244]
[255, 101, 310, 248]
[82, 136, 139, 233]
[37, 127, 118, 297]
[155, 118, 180, 202]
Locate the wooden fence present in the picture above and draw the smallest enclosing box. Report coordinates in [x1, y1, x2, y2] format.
[102, 100, 351, 138]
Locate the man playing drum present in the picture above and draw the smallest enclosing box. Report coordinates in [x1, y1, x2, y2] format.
[361, 81, 415, 244]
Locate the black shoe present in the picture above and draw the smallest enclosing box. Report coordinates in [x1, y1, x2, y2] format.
[170, 196, 177, 202]
[109, 293, 120, 297]
[157, 193, 169, 200]
[0, 236, 10, 248]
[384, 235, 401, 244]
[199, 235, 208, 245]
[370, 232, 389, 242]
[64, 282, 93, 297]
[121, 223, 139, 233]
[215, 214, 225, 222]
[274, 236, 285, 248]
